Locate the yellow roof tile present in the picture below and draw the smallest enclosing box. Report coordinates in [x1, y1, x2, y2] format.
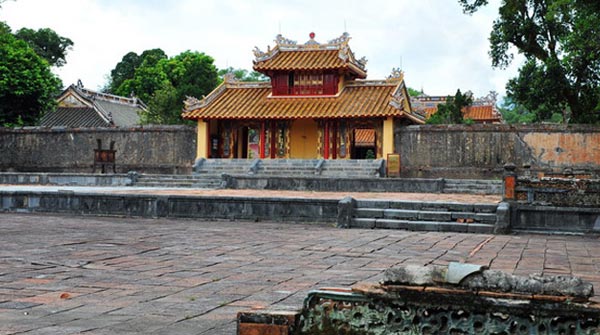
[182, 81, 421, 122]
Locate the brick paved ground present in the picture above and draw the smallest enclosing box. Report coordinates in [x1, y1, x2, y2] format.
[1, 213, 599, 334]
[1, 185, 502, 203]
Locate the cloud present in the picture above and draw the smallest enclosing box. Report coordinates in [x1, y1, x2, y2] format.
[2, 0, 518, 98]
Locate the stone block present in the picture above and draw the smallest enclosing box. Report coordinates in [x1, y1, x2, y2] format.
[467, 223, 494, 234]
[407, 221, 439, 231]
[355, 208, 384, 219]
[337, 196, 355, 228]
[388, 201, 422, 210]
[384, 209, 419, 220]
[375, 219, 408, 230]
[418, 211, 452, 222]
[436, 222, 468, 233]
[351, 218, 376, 229]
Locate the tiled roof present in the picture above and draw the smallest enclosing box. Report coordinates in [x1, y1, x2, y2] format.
[255, 50, 352, 72]
[182, 80, 422, 122]
[40, 107, 110, 128]
[253, 33, 367, 78]
[354, 129, 375, 147]
[463, 105, 500, 121]
[422, 105, 501, 122]
[44, 84, 146, 128]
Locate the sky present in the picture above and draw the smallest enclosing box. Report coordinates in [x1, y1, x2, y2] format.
[1, 0, 521, 99]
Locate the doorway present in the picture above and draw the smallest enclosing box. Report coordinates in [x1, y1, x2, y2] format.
[290, 119, 318, 158]
[352, 128, 376, 159]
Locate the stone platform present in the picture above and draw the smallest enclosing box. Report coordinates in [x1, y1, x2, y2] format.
[1, 213, 599, 334]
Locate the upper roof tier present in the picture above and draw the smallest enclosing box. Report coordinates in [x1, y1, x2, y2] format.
[253, 32, 368, 79]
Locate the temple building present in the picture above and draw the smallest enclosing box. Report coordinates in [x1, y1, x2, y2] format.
[411, 92, 502, 124]
[41, 81, 146, 128]
[182, 32, 425, 160]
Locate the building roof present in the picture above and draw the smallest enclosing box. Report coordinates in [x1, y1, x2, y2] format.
[253, 32, 368, 79]
[354, 129, 375, 147]
[182, 73, 424, 124]
[40, 82, 147, 128]
[40, 107, 109, 128]
[412, 93, 501, 123]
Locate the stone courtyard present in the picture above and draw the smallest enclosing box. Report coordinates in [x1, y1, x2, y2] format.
[1, 212, 599, 334]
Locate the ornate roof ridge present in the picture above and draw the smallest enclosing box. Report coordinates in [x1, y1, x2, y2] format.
[345, 80, 399, 87]
[253, 32, 367, 72]
[70, 83, 146, 109]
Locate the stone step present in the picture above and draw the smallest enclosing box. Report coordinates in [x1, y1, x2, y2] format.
[355, 200, 498, 213]
[351, 218, 494, 233]
[354, 208, 496, 224]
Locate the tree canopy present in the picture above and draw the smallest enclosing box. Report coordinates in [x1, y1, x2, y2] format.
[0, 22, 62, 126]
[14, 27, 73, 67]
[217, 67, 269, 83]
[107, 49, 219, 124]
[426, 89, 473, 124]
[459, 0, 600, 123]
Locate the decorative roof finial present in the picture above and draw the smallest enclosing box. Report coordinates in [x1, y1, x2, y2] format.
[387, 68, 403, 81]
[309, 32, 315, 39]
[76, 79, 84, 89]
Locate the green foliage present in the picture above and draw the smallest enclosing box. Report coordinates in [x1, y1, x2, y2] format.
[108, 48, 167, 95]
[498, 97, 536, 124]
[217, 67, 269, 82]
[426, 89, 473, 124]
[0, 22, 62, 126]
[407, 87, 422, 97]
[108, 49, 218, 124]
[365, 149, 375, 159]
[14, 27, 73, 67]
[458, 0, 600, 124]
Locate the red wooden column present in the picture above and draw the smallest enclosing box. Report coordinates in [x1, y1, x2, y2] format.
[324, 120, 330, 159]
[332, 121, 337, 159]
[259, 121, 266, 159]
[270, 121, 277, 158]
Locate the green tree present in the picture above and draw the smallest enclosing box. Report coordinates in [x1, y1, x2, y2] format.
[0, 22, 62, 126]
[14, 27, 73, 67]
[217, 67, 269, 82]
[407, 87, 422, 97]
[109, 49, 218, 124]
[498, 97, 536, 124]
[426, 89, 473, 124]
[459, 0, 600, 123]
[108, 48, 167, 94]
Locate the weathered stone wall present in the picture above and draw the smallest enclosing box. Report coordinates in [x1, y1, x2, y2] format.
[397, 124, 600, 179]
[0, 126, 196, 174]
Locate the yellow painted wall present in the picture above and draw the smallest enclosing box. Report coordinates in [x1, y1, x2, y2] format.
[196, 120, 209, 159]
[382, 117, 394, 158]
[290, 119, 318, 158]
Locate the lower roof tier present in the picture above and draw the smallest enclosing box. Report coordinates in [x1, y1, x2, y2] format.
[182, 80, 424, 123]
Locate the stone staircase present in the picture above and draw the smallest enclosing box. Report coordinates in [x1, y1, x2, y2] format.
[134, 174, 223, 188]
[257, 159, 321, 176]
[195, 159, 251, 175]
[321, 159, 384, 178]
[350, 199, 499, 233]
[443, 179, 502, 195]
[194, 158, 384, 178]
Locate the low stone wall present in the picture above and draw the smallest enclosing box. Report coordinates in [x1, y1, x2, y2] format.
[0, 172, 132, 186]
[398, 124, 600, 179]
[0, 126, 196, 174]
[504, 171, 600, 233]
[223, 175, 444, 193]
[515, 177, 600, 208]
[0, 190, 339, 223]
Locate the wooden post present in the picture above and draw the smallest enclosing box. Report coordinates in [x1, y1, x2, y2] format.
[259, 121, 266, 159]
[324, 120, 330, 159]
[503, 163, 517, 200]
[332, 121, 337, 159]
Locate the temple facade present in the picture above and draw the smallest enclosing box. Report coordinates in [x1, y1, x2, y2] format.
[182, 32, 425, 160]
